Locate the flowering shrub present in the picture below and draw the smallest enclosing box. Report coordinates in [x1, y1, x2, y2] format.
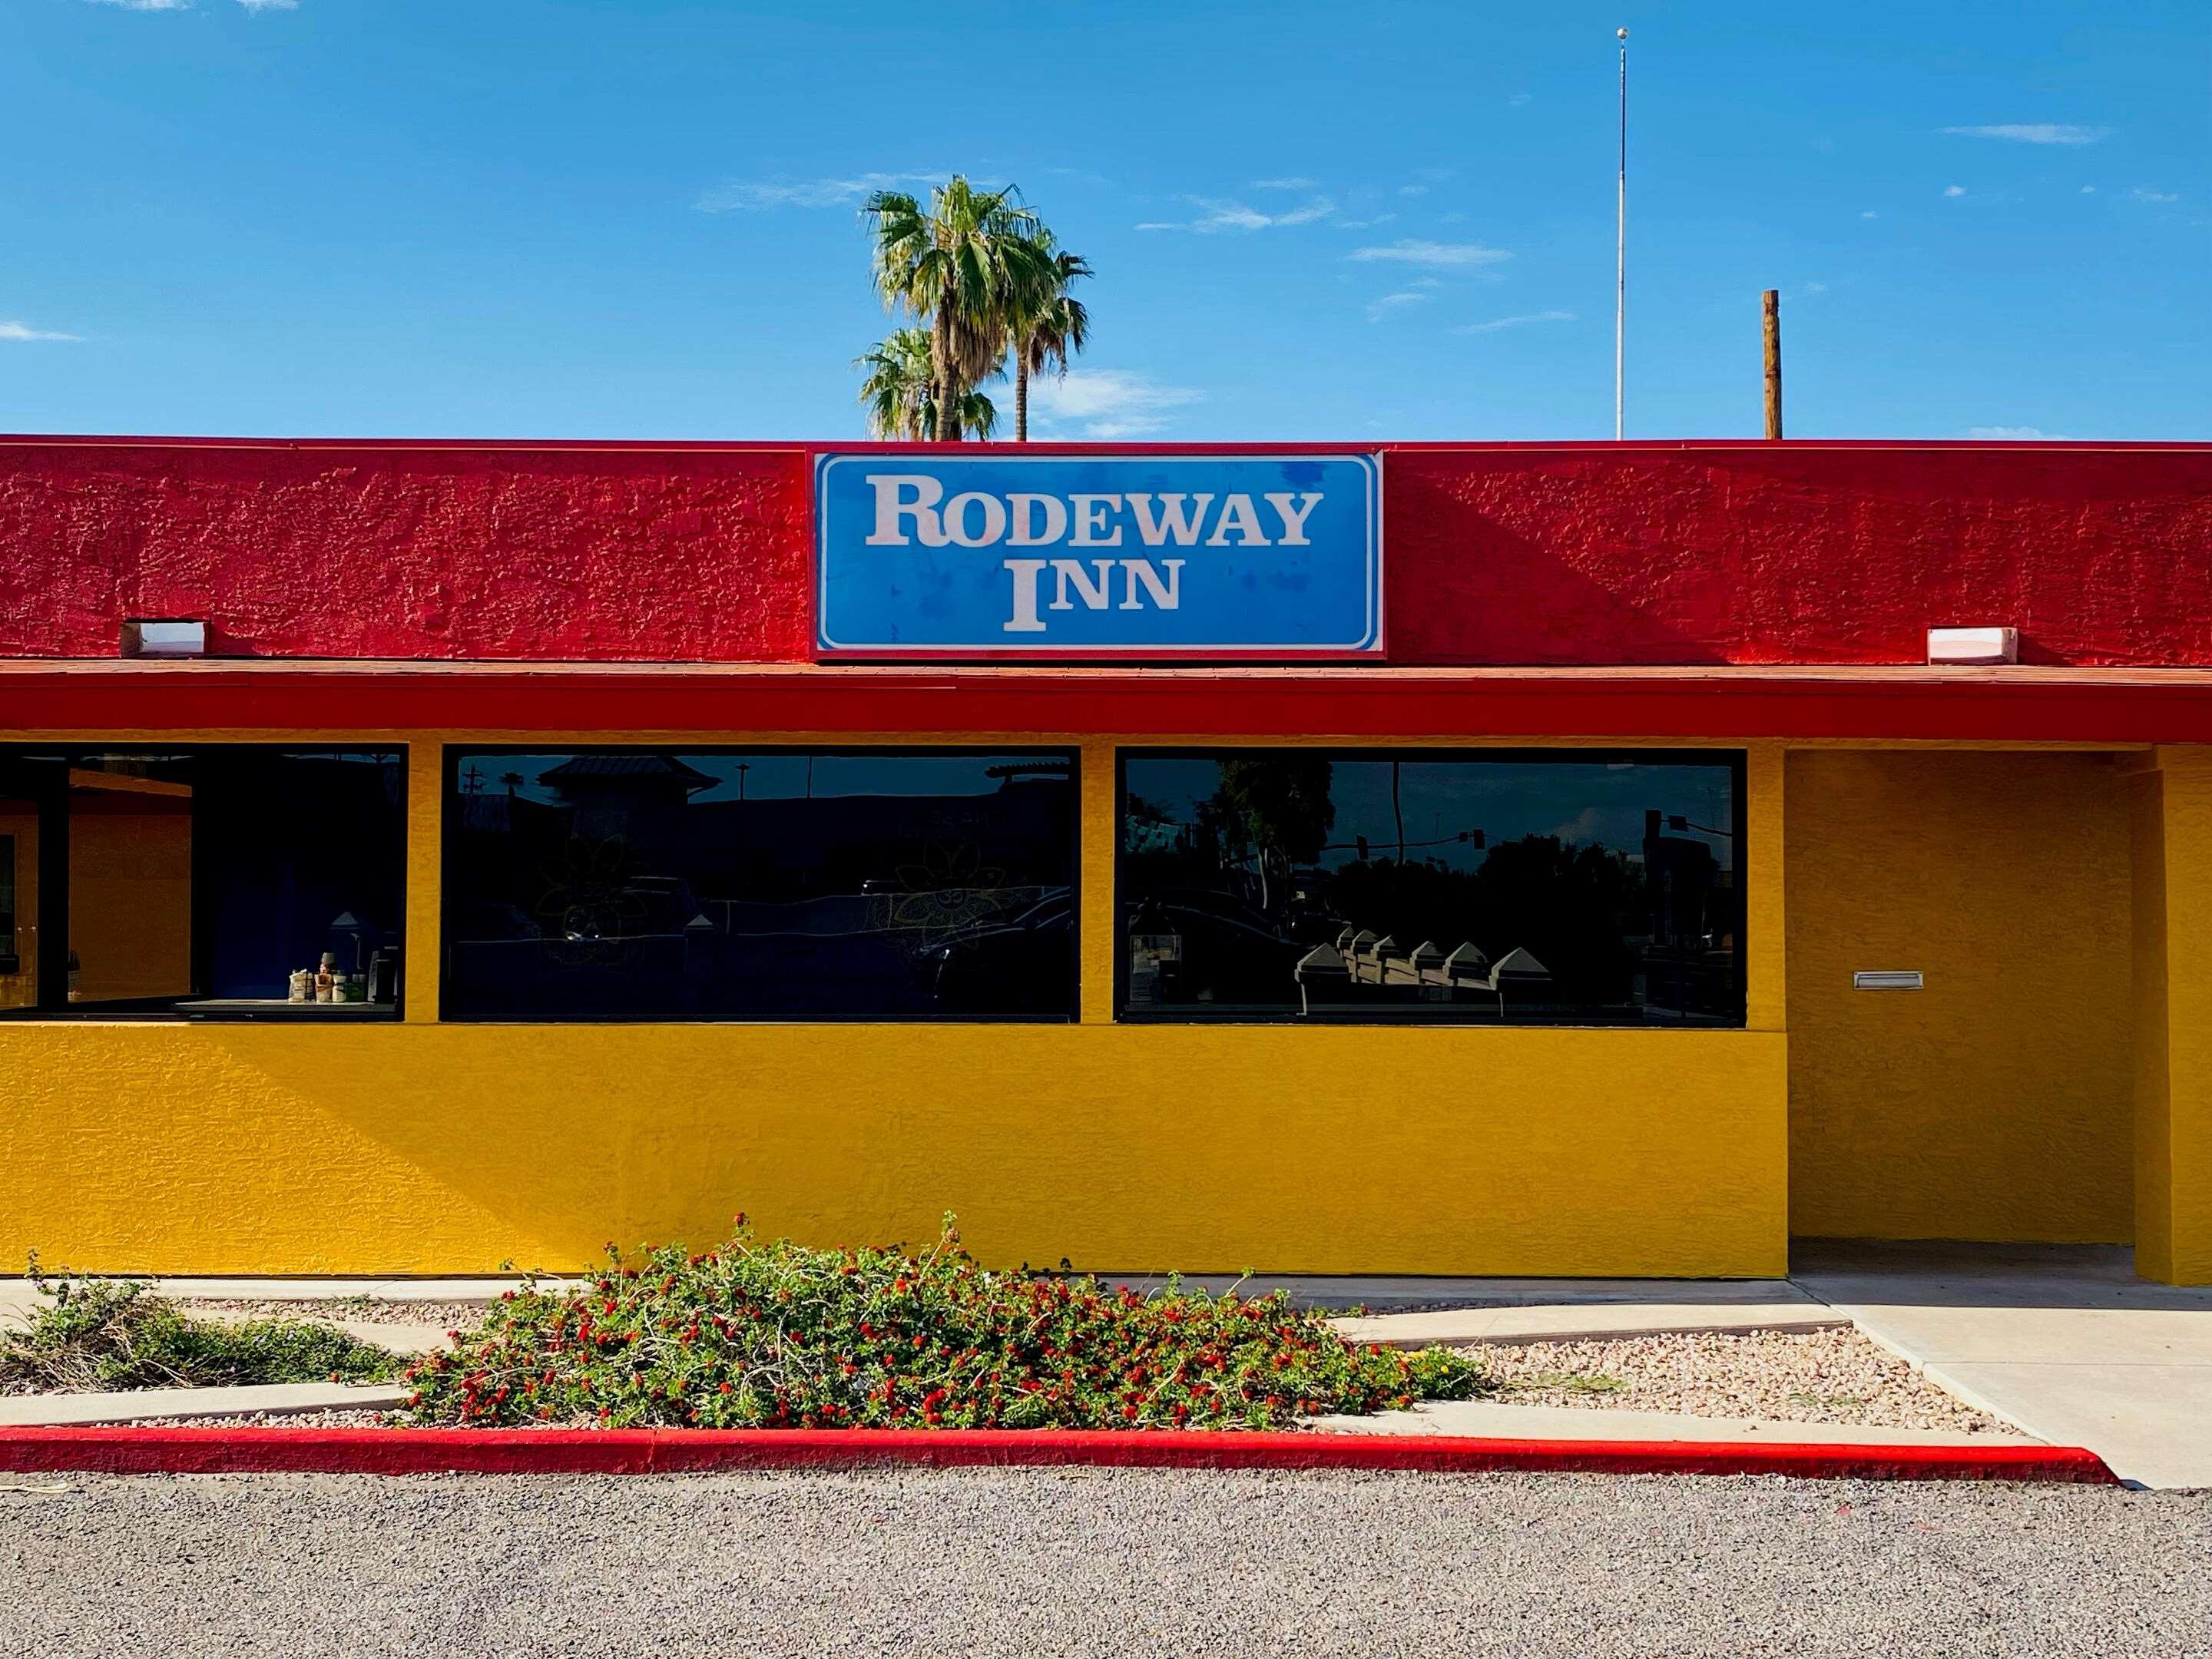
[404, 1216, 1485, 1431]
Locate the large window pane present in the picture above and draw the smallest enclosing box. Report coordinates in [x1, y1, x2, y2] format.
[1119, 750, 1743, 1025]
[442, 749, 1079, 1022]
[0, 749, 408, 1018]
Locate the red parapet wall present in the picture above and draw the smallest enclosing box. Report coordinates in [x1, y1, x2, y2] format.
[1, 437, 2207, 668]
[0, 439, 814, 664]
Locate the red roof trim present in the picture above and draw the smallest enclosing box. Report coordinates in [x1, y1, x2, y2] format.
[3, 661, 2207, 743]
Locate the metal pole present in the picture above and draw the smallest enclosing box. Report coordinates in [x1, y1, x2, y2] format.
[1615, 27, 1628, 442]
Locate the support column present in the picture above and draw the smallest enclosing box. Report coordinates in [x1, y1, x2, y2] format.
[405, 740, 442, 1024]
[1744, 743, 1786, 1035]
[2132, 747, 2212, 1283]
[1078, 738, 1117, 1025]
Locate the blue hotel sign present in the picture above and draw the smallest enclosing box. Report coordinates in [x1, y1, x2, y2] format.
[815, 452, 1382, 657]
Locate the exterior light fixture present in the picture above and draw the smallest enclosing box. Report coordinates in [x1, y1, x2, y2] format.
[1926, 626, 2018, 666]
[121, 619, 207, 659]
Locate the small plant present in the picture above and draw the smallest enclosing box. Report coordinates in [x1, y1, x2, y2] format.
[1, 1256, 402, 1395]
[1787, 1390, 1868, 1410]
[1502, 1372, 1628, 1396]
[404, 1214, 1488, 1431]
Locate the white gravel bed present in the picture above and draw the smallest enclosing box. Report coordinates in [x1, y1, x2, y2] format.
[94, 1408, 400, 1429]
[174, 1298, 488, 1332]
[1470, 1326, 2018, 1434]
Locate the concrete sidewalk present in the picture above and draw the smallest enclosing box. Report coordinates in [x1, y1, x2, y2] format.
[1306, 1398, 2019, 1446]
[1332, 1302, 1843, 1348]
[0, 1382, 409, 1427]
[1791, 1240, 2212, 1491]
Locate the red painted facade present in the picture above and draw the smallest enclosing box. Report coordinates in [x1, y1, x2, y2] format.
[2, 436, 2208, 669]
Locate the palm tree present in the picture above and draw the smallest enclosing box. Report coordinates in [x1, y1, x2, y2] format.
[1008, 244, 1091, 442]
[854, 328, 999, 441]
[862, 177, 1050, 440]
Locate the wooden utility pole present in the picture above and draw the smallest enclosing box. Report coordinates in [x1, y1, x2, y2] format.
[1762, 289, 1782, 439]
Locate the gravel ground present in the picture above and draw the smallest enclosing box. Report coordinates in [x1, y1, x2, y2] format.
[174, 1298, 488, 1331]
[87, 1409, 399, 1429]
[2, 1469, 2205, 1657]
[1474, 1327, 2016, 1434]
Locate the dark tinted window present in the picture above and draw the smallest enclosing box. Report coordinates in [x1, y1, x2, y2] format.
[0, 748, 407, 1018]
[1119, 750, 1743, 1025]
[442, 749, 1078, 1021]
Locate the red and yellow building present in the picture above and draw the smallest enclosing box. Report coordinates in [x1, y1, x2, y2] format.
[4, 435, 2210, 1283]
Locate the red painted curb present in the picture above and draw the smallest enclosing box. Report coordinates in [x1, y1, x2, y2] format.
[0, 1428, 2118, 1484]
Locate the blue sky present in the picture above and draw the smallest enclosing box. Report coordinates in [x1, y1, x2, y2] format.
[5, 0, 2205, 441]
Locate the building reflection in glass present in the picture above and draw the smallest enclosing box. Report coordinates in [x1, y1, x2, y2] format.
[1120, 750, 1743, 1025]
[442, 750, 1079, 1021]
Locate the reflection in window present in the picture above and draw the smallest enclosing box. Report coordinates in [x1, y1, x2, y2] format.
[0, 749, 408, 1018]
[0, 823, 28, 1010]
[441, 750, 1079, 1021]
[1119, 750, 1743, 1025]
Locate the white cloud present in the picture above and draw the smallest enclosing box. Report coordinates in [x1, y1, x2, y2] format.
[1507, 94, 1532, 108]
[1398, 184, 1429, 197]
[237, 0, 298, 10]
[1349, 239, 1511, 269]
[696, 171, 946, 211]
[1366, 290, 1430, 323]
[2133, 187, 2180, 204]
[84, 0, 193, 8]
[2081, 185, 2097, 194]
[1137, 195, 1334, 233]
[1943, 184, 1967, 197]
[1941, 124, 2109, 145]
[1861, 209, 1879, 219]
[0, 321, 82, 342]
[1452, 309, 1575, 336]
[1413, 167, 1454, 182]
[1962, 426, 2066, 440]
[1801, 281, 1829, 296]
[1336, 213, 1397, 230]
[1028, 370, 1203, 438]
[1251, 176, 1319, 190]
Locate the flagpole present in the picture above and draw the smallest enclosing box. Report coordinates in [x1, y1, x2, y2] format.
[1615, 26, 1628, 442]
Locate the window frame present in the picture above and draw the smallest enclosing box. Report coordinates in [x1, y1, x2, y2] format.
[1114, 744, 1750, 1028]
[0, 743, 410, 1022]
[438, 743, 1084, 1025]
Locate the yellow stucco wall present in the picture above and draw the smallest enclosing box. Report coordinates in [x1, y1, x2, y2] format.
[0, 1022, 1786, 1277]
[2133, 749, 2212, 1283]
[0, 731, 1790, 1279]
[1785, 750, 2135, 1243]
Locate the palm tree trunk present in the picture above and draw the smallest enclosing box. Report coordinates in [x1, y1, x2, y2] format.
[1015, 353, 1029, 442]
[932, 306, 959, 442]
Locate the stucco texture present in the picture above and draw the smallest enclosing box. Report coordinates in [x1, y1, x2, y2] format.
[2131, 749, 2212, 1283]
[1386, 446, 2212, 667]
[0, 442, 811, 662]
[0, 1022, 1786, 1278]
[1785, 749, 2136, 1243]
[3, 440, 2209, 668]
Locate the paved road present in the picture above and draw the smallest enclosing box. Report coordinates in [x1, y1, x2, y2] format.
[4, 1469, 2207, 1657]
